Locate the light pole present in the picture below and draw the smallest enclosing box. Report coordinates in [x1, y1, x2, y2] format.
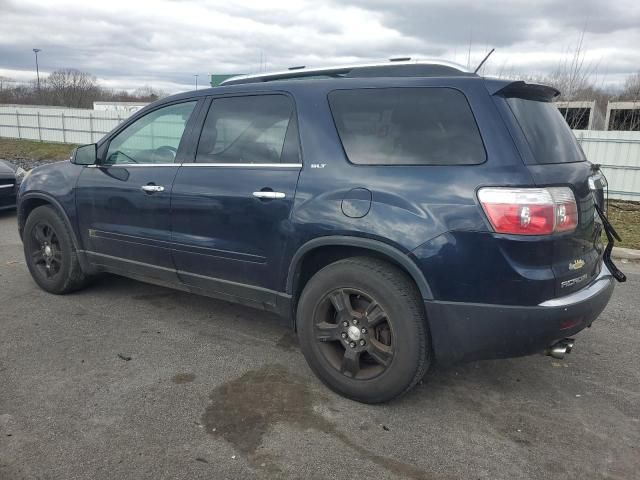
[33, 48, 41, 93]
[194, 74, 199, 90]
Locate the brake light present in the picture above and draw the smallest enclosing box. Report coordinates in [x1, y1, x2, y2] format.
[478, 187, 578, 235]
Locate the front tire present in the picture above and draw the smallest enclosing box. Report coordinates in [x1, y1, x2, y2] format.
[297, 257, 430, 403]
[23, 205, 89, 294]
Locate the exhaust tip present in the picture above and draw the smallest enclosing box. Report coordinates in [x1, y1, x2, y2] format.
[565, 341, 575, 354]
[549, 345, 567, 359]
[546, 338, 575, 360]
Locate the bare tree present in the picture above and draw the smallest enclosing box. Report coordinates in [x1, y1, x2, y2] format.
[0, 77, 34, 105]
[619, 72, 640, 101]
[539, 31, 610, 129]
[0, 75, 16, 93]
[547, 31, 593, 101]
[131, 85, 166, 102]
[45, 69, 99, 108]
[0, 70, 168, 107]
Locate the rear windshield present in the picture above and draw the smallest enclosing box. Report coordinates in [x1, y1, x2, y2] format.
[328, 87, 486, 165]
[506, 98, 586, 164]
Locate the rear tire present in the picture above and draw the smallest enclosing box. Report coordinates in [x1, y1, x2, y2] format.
[297, 257, 430, 403]
[23, 205, 89, 294]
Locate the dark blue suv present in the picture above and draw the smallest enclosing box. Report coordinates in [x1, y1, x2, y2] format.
[17, 61, 624, 403]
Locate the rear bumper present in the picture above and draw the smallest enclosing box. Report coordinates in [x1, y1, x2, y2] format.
[425, 265, 615, 365]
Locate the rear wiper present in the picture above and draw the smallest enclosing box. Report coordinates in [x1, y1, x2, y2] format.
[594, 203, 626, 283]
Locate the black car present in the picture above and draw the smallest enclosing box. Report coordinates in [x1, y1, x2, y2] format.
[0, 160, 26, 210]
[17, 60, 624, 403]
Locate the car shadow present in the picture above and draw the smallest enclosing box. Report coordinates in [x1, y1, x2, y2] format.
[79, 272, 551, 406]
[0, 208, 17, 219]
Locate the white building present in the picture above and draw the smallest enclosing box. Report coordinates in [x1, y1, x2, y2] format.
[555, 101, 605, 130]
[605, 101, 640, 131]
[93, 101, 148, 114]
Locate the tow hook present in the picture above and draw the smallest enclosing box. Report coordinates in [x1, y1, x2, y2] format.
[545, 338, 575, 360]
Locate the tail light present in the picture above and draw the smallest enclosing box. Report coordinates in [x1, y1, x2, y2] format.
[478, 187, 578, 235]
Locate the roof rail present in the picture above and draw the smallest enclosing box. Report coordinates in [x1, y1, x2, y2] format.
[220, 59, 472, 86]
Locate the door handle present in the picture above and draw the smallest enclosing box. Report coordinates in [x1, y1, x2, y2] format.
[141, 185, 165, 193]
[253, 191, 285, 199]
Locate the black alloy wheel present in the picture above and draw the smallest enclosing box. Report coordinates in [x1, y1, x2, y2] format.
[28, 221, 63, 280]
[297, 257, 430, 403]
[23, 205, 89, 294]
[314, 287, 394, 380]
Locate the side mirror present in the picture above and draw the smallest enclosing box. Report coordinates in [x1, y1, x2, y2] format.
[71, 144, 97, 165]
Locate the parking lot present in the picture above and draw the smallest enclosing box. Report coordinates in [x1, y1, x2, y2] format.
[0, 209, 638, 480]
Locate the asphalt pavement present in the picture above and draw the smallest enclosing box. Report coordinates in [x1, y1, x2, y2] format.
[0, 210, 638, 480]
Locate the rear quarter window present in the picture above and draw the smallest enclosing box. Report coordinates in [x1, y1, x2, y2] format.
[328, 87, 486, 166]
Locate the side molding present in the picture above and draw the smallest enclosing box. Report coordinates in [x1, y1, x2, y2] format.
[286, 236, 433, 300]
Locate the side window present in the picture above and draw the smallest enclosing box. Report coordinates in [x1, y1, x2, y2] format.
[196, 95, 299, 164]
[328, 88, 486, 165]
[105, 101, 196, 164]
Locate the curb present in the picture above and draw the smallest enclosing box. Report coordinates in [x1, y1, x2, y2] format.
[612, 246, 640, 261]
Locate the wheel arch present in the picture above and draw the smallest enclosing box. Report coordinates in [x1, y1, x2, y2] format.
[18, 193, 80, 250]
[286, 236, 433, 316]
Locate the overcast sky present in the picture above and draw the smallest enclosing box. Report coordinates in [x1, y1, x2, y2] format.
[1, 0, 639, 93]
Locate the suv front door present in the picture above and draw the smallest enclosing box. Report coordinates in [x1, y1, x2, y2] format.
[170, 94, 302, 309]
[76, 100, 198, 283]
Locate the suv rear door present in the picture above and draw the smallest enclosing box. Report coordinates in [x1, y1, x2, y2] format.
[170, 93, 302, 309]
[494, 82, 604, 297]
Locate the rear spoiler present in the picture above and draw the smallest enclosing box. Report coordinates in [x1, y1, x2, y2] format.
[485, 80, 560, 102]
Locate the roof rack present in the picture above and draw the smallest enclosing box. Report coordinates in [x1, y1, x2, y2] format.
[220, 59, 472, 86]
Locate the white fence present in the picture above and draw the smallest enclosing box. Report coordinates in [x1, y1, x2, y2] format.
[0, 105, 133, 144]
[574, 130, 640, 202]
[0, 105, 639, 201]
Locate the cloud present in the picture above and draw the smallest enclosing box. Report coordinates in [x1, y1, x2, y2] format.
[0, 0, 638, 93]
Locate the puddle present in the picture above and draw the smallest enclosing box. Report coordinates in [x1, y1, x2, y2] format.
[201, 364, 432, 479]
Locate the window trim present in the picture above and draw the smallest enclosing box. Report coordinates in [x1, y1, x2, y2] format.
[87, 162, 302, 169]
[181, 163, 302, 168]
[98, 98, 202, 167]
[187, 91, 303, 167]
[327, 86, 487, 167]
[86, 163, 179, 168]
